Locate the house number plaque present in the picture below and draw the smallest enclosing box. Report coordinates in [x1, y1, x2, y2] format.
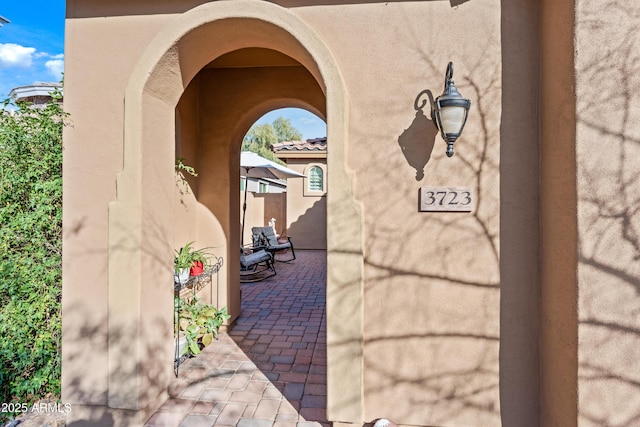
[419, 186, 474, 212]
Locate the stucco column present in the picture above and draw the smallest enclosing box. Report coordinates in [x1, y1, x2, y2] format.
[540, 0, 578, 425]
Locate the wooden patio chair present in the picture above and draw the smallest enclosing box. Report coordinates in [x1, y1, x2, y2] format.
[251, 226, 296, 262]
[240, 246, 276, 282]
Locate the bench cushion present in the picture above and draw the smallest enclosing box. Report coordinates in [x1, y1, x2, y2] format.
[240, 250, 271, 269]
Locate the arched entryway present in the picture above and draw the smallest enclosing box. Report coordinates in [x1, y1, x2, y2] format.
[177, 47, 326, 274]
[105, 1, 364, 423]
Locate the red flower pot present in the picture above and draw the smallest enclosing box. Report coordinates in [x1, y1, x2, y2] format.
[190, 261, 204, 277]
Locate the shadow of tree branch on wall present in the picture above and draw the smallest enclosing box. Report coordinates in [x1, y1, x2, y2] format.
[576, 2, 640, 425]
[63, 303, 172, 426]
[63, 180, 220, 425]
[353, 46, 501, 425]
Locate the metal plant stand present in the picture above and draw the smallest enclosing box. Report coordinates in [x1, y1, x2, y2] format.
[173, 257, 223, 377]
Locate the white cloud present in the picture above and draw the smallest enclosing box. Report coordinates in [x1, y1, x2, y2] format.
[0, 43, 36, 68]
[45, 59, 64, 77]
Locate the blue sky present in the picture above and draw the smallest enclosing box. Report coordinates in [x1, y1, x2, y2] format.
[253, 108, 326, 141]
[0, 2, 325, 139]
[0, 1, 65, 99]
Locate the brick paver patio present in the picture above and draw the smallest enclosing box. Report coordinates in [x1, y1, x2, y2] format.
[146, 250, 328, 427]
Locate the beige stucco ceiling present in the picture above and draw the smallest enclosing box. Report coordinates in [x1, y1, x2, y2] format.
[206, 47, 302, 68]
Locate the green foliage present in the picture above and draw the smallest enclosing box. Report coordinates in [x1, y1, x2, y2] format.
[189, 247, 211, 267]
[0, 94, 64, 411]
[272, 116, 302, 142]
[175, 157, 198, 178]
[175, 157, 197, 195]
[174, 242, 213, 271]
[242, 123, 277, 151]
[241, 116, 303, 165]
[174, 242, 196, 270]
[175, 297, 230, 356]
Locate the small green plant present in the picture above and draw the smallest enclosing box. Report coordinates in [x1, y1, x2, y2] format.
[175, 157, 197, 177]
[190, 247, 210, 267]
[175, 157, 197, 194]
[174, 242, 195, 271]
[174, 243, 215, 277]
[175, 296, 230, 356]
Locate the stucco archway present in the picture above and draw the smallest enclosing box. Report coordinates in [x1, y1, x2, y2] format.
[105, 1, 364, 423]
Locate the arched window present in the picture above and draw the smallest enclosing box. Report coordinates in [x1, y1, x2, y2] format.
[308, 166, 324, 192]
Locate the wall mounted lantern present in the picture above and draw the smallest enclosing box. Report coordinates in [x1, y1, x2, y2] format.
[431, 62, 471, 157]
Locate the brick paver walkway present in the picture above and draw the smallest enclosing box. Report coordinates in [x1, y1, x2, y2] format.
[146, 250, 328, 427]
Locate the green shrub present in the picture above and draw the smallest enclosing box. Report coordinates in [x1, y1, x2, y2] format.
[175, 296, 230, 356]
[0, 94, 64, 414]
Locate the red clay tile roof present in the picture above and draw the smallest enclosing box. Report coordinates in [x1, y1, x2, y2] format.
[271, 137, 327, 152]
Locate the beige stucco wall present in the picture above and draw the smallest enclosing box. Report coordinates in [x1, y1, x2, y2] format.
[62, 6, 179, 423]
[575, 1, 640, 425]
[283, 158, 327, 250]
[62, 0, 640, 425]
[305, 2, 502, 424]
[241, 191, 287, 246]
[174, 82, 229, 307]
[63, 2, 353, 424]
[62, 0, 502, 424]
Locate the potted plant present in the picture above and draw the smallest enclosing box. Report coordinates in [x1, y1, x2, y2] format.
[189, 247, 210, 277]
[175, 242, 217, 284]
[174, 242, 195, 284]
